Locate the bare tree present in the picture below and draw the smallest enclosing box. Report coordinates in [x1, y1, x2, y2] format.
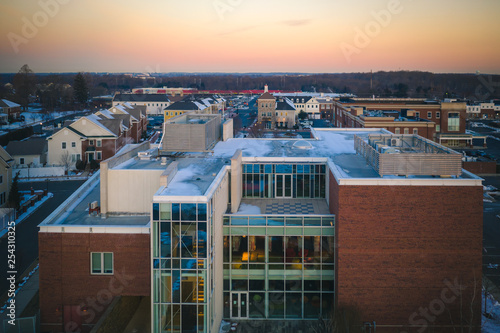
[59, 150, 72, 174]
[248, 121, 265, 138]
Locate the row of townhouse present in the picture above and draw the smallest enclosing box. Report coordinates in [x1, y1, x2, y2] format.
[112, 93, 171, 115]
[163, 94, 226, 121]
[47, 103, 148, 168]
[113, 93, 226, 118]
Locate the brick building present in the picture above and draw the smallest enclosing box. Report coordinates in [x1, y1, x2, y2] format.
[335, 98, 483, 148]
[39, 126, 482, 332]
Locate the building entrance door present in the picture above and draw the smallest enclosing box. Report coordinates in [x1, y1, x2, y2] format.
[275, 174, 292, 198]
[231, 292, 248, 319]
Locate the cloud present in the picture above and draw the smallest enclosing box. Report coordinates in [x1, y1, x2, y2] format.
[282, 19, 312, 27]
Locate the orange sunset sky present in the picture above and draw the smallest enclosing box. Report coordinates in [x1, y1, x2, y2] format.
[1, 0, 499, 74]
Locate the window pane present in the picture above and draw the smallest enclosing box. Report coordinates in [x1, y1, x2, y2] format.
[181, 203, 196, 221]
[286, 293, 302, 318]
[249, 236, 265, 262]
[172, 203, 180, 220]
[161, 273, 172, 302]
[249, 293, 265, 318]
[198, 222, 207, 258]
[103, 253, 113, 273]
[160, 203, 171, 220]
[91, 253, 101, 273]
[153, 203, 159, 221]
[268, 293, 285, 318]
[182, 305, 197, 331]
[181, 222, 196, 258]
[198, 203, 207, 221]
[160, 222, 171, 258]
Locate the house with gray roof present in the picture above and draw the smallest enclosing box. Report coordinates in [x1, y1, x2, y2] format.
[5, 138, 48, 166]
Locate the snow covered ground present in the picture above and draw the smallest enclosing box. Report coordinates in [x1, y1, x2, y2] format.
[0, 192, 53, 238]
[482, 289, 500, 332]
[0, 107, 84, 131]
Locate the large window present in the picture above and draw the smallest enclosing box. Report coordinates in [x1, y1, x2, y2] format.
[152, 202, 209, 332]
[91, 252, 113, 274]
[222, 221, 335, 320]
[242, 164, 326, 199]
[448, 112, 460, 132]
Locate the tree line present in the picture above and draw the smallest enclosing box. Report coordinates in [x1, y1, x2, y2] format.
[1, 68, 499, 113]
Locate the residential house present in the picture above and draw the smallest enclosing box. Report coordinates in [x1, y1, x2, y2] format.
[5, 138, 48, 166]
[275, 97, 297, 129]
[0, 99, 21, 120]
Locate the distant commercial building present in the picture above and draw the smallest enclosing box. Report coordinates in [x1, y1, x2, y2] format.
[336, 98, 485, 148]
[39, 121, 482, 332]
[257, 86, 297, 129]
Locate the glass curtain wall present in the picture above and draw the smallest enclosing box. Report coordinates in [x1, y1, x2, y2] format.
[242, 164, 326, 199]
[152, 202, 209, 333]
[222, 215, 335, 320]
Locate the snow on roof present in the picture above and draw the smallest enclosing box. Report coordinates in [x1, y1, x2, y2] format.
[213, 139, 274, 158]
[160, 164, 205, 196]
[98, 110, 114, 119]
[193, 101, 208, 110]
[84, 114, 117, 136]
[234, 203, 261, 215]
[1, 99, 20, 108]
[285, 97, 296, 109]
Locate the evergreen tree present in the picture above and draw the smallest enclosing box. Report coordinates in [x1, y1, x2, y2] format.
[73, 72, 89, 108]
[8, 172, 21, 211]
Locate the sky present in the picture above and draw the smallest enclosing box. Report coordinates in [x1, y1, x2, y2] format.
[0, 0, 499, 74]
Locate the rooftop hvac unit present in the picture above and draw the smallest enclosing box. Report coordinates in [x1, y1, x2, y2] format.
[138, 151, 151, 160]
[390, 138, 401, 147]
[90, 201, 98, 209]
[161, 157, 167, 165]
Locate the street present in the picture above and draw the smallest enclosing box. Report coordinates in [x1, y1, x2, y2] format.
[0, 179, 86, 297]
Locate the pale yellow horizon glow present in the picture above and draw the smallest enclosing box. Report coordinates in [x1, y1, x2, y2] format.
[0, 0, 499, 73]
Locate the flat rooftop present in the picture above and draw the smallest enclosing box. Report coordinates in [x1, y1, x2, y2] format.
[39, 178, 150, 227]
[151, 129, 481, 198]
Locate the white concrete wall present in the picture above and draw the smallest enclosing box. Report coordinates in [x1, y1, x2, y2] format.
[209, 171, 229, 333]
[13, 166, 65, 178]
[107, 169, 164, 214]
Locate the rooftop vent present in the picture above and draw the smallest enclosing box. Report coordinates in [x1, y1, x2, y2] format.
[138, 151, 151, 160]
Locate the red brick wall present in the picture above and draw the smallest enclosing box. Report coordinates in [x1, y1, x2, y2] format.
[329, 174, 482, 331]
[463, 161, 497, 175]
[39, 232, 150, 333]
